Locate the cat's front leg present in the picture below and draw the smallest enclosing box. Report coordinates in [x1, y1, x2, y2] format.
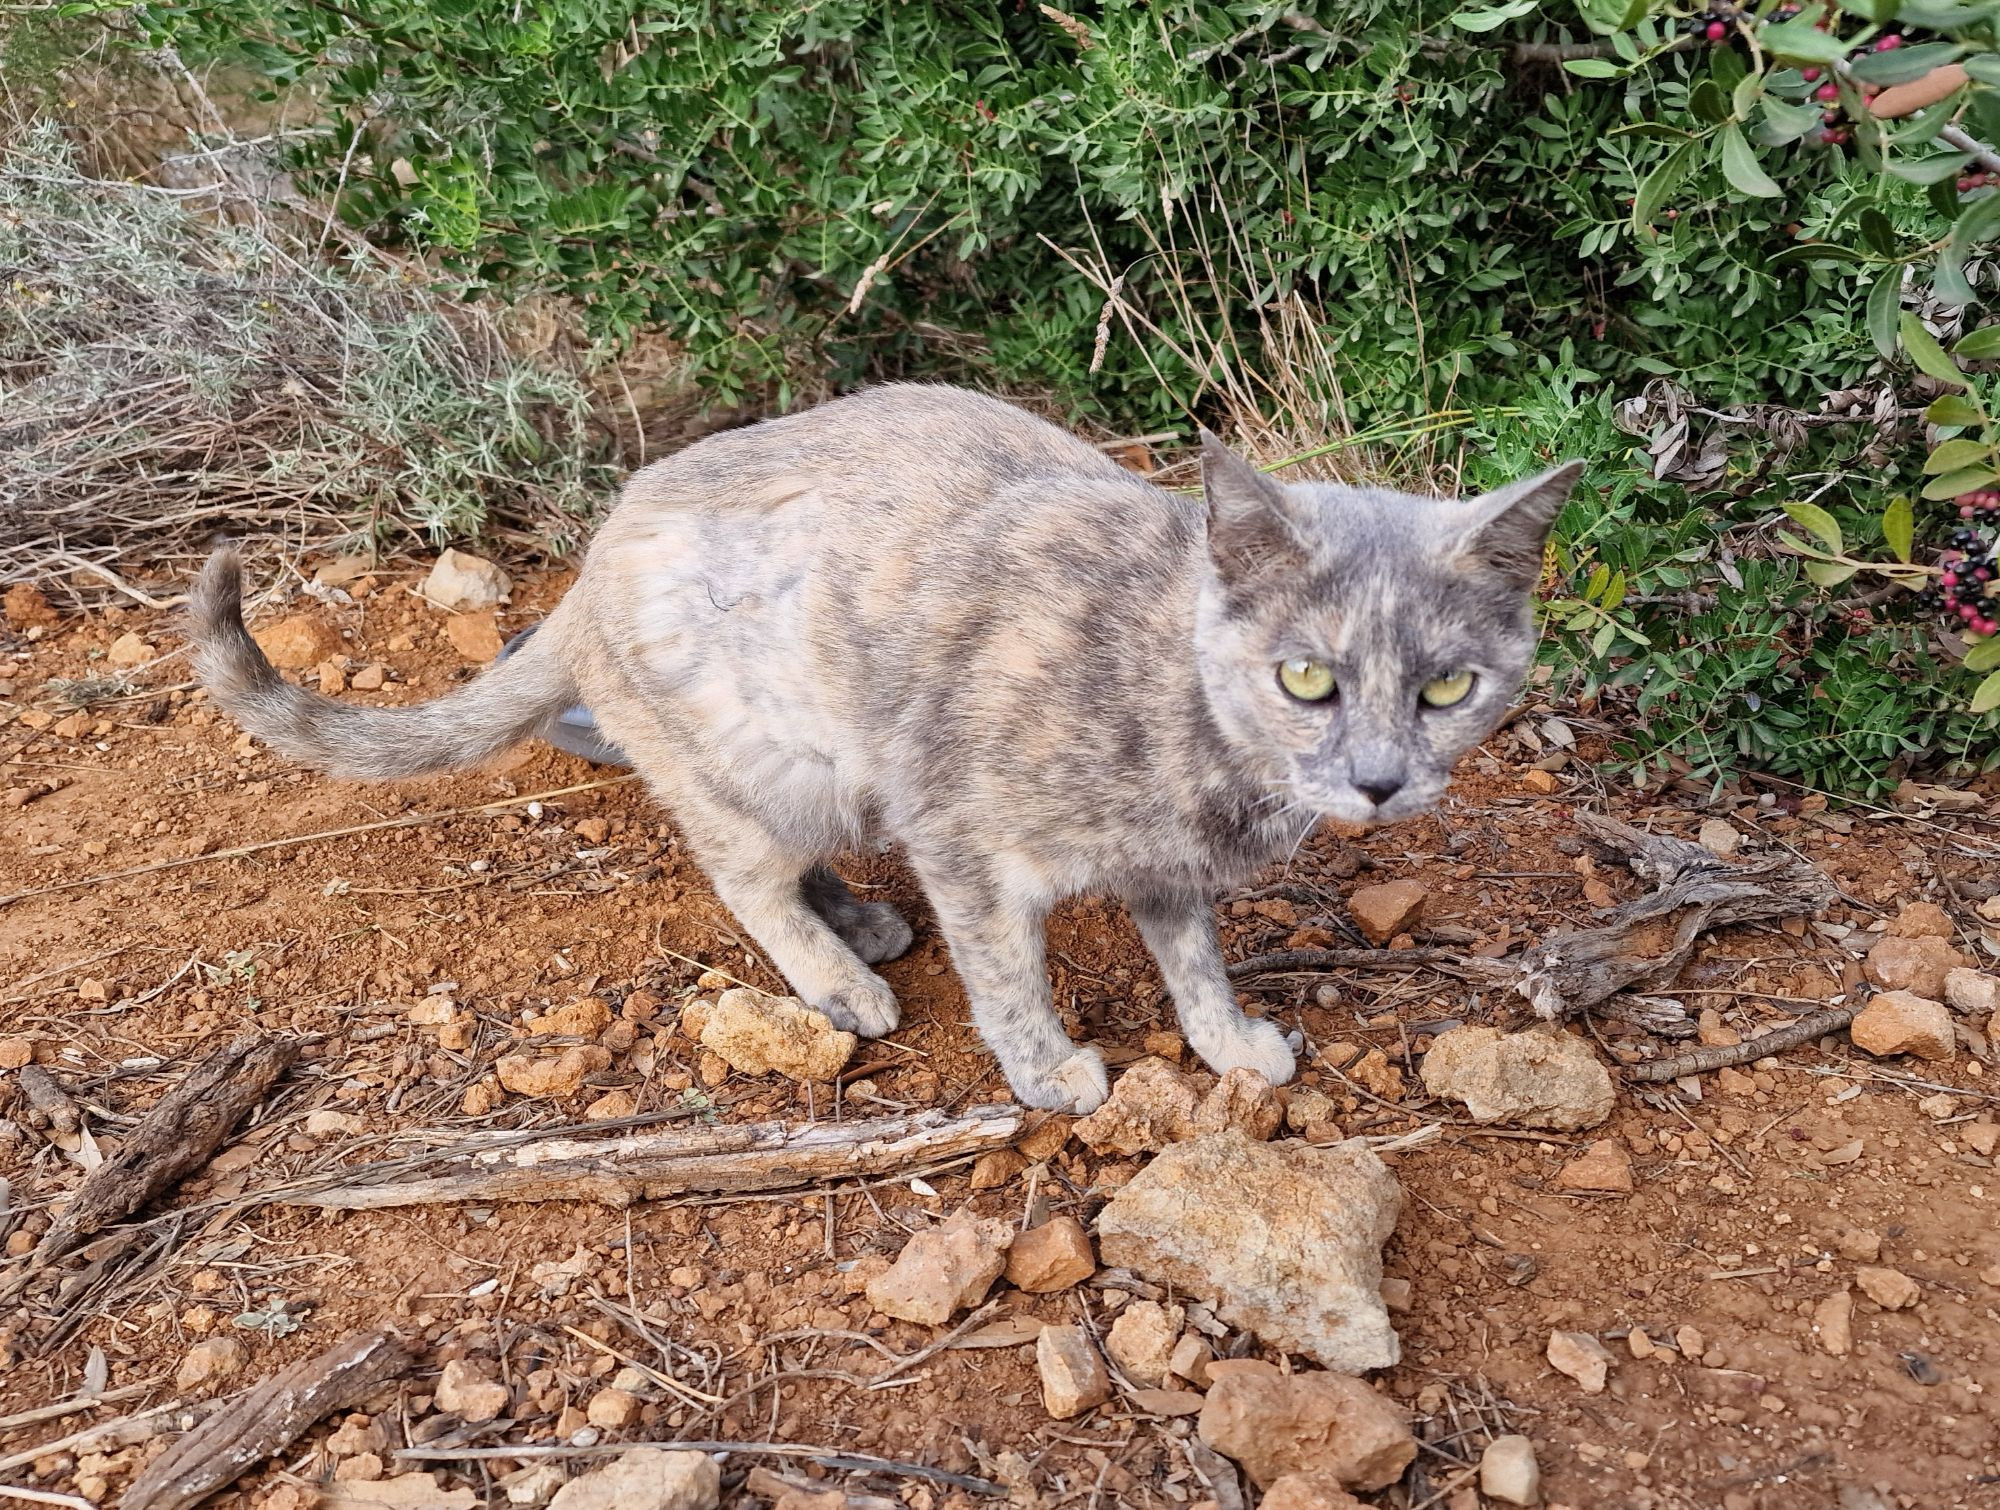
[1129, 887, 1296, 1086]
[911, 855, 1108, 1114]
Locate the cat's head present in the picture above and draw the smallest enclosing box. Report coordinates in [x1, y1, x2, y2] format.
[1192, 435, 1583, 827]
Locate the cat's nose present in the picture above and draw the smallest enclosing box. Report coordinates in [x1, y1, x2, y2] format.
[1355, 777, 1404, 807]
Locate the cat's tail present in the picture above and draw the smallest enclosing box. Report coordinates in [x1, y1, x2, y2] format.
[186, 542, 579, 781]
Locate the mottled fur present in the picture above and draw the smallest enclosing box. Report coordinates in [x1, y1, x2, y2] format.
[189, 384, 1579, 1111]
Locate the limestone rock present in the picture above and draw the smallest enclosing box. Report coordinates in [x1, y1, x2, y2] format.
[865, 1210, 1012, 1325]
[1855, 1266, 1919, 1311]
[495, 1046, 612, 1098]
[1257, 1473, 1370, 1510]
[1168, 1332, 1213, 1388]
[1864, 935, 1969, 999]
[1545, 1330, 1610, 1394]
[546, 1449, 719, 1510]
[1885, 901, 1956, 939]
[1814, 1289, 1853, 1356]
[1479, 1435, 1541, 1506]
[969, 1148, 1027, 1189]
[1554, 1139, 1633, 1194]
[1945, 967, 2000, 1016]
[1348, 880, 1426, 946]
[1191, 1067, 1283, 1140]
[1004, 1214, 1095, 1293]
[3, 582, 58, 630]
[1850, 992, 1955, 1062]
[445, 613, 505, 662]
[1095, 1131, 1402, 1373]
[1697, 819, 1743, 857]
[1284, 1087, 1341, 1140]
[107, 631, 156, 668]
[1196, 1366, 1416, 1491]
[175, 1336, 245, 1394]
[253, 614, 344, 670]
[586, 1387, 641, 1429]
[1036, 1324, 1112, 1419]
[1419, 1026, 1613, 1130]
[422, 549, 512, 612]
[322, 1474, 476, 1509]
[1073, 1056, 1198, 1154]
[435, 1359, 510, 1422]
[1104, 1299, 1183, 1387]
[697, 988, 855, 1082]
[527, 997, 613, 1038]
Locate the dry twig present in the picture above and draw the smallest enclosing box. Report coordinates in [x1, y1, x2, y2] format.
[1629, 1005, 1859, 1082]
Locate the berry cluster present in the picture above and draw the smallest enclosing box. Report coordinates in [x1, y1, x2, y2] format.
[1921, 507, 2000, 637]
[1682, 5, 1735, 43]
[1957, 172, 1999, 193]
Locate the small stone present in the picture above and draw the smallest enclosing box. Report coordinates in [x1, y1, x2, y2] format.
[1945, 968, 2000, 1016]
[495, 1046, 612, 1099]
[1850, 991, 1956, 1062]
[1697, 1008, 1740, 1047]
[586, 1388, 641, 1429]
[0, 1038, 35, 1070]
[1004, 1215, 1095, 1293]
[1885, 901, 1956, 939]
[1554, 1139, 1633, 1194]
[1864, 936, 1969, 1000]
[1169, 1332, 1213, 1388]
[1963, 1121, 1999, 1157]
[1521, 769, 1562, 795]
[107, 631, 156, 668]
[1347, 1049, 1403, 1101]
[1378, 1276, 1413, 1311]
[503, 1464, 570, 1505]
[350, 663, 387, 691]
[1037, 1324, 1112, 1419]
[327, 1416, 387, 1458]
[1196, 1368, 1416, 1491]
[1716, 1066, 1756, 1095]
[334, 1452, 385, 1482]
[1919, 1091, 1956, 1120]
[865, 1210, 1013, 1325]
[1142, 1029, 1185, 1061]
[969, 1148, 1027, 1189]
[175, 1336, 245, 1394]
[422, 549, 512, 612]
[574, 817, 610, 845]
[528, 997, 613, 1038]
[1191, 1067, 1283, 1140]
[1697, 819, 1743, 858]
[1105, 1299, 1184, 1387]
[462, 1080, 501, 1117]
[304, 1109, 362, 1138]
[1284, 1088, 1341, 1139]
[445, 613, 505, 662]
[3, 582, 58, 630]
[1479, 1435, 1542, 1506]
[252, 614, 345, 671]
[696, 988, 855, 1082]
[406, 997, 457, 1027]
[321, 1474, 477, 1509]
[1546, 1330, 1610, 1394]
[1016, 1116, 1073, 1161]
[1835, 1227, 1882, 1263]
[436, 1359, 511, 1422]
[1257, 1473, 1370, 1510]
[546, 1448, 719, 1510]
[1420, 1026, 1613, 1131]
[1854, 1266, 1919, 1311]
[1074, 1056, 1199, 1154]
[1348, 880, 1426, 946]
[1128, 1388, 1206, 1418]
[1627, 1327, 1654, 1360]
[584, 1090, 638, 1122]
[1813, 1289, 1853, 1356]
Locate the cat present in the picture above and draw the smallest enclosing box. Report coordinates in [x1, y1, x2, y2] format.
[188, 384, 1580, 1113]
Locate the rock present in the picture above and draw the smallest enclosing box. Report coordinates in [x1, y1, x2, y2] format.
[1885, 901, 1956, 939]
[350, 663, 387, 691]
[1854, 1266, 1919, 1311]
[1864, 936, 1969, 999]
[1346, 1049, 1403, 1101]
[586, 1388, 641, 1429]
[1963, 1121, 2000, 1157]
[1105, 1300, 1183, 1387]
[495, 1046, 612, 1098]
[1419, 1026, 1613, 1130]
[546, 1448, 719, 1510]
[435, 1359, 511, 1422]
[1169, 1332, 1213, 1388]
[314, 556, 376, 588]
[1545, 1330, 1610, 1394]
[422, 549, 512, 612]
[1257, 1473, 1370, 1510]
[305, 1110, 362, 1138]
[1348, 880, 1426, 946]
[1284, 1087, 1341, 1139]
[1850, 992, 1955, 1062]
[1073, 1057, 1197, 1154]
[502, 1464, 570, 1505]
[322, 1473, 477, 1509]
[1835, 1227, 1882, 1263]
[866, 1209, 1013, 1325]
[528, 997, 613, 1038]
[253, 614, 345, 671]
[1697, 819, 1743, 858]
[3, 582, 58, 630]
[696, 988, 855, 1082]
[406, 997, 457, 1027]
[1521, 768, 1562, 795]
[1196, 1367, 1416, 1491]
[444, 613, 505, 662]
[1095, 1131, 1402, 1373]
[107, 631, 156, 668]
[335, 1452, 385, 1482]
[584, 1090, 637, 1121]
[1036, 1324, 1112, 1418]
[1554, 1139, 1633, 1194]
[1016, 1116, 1072, 1161]
[327, 1416, 388, 1458]
[1479, 1435, 1541, 1506]
[175, 1336, 245, 1393]
[0, 1038, 33, 1070]
[1813, 1289, 1853, 1356]
[1004, 1215, 1095, 1293]
[969, 1148, 1027, 1189]
[1945, 968, 2000, 1016]
[1190, 1067, 1283, 1139]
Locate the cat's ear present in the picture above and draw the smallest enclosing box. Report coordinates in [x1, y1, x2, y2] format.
[1201, 431, 1308, 582]
[1450, 461, 1586, 588]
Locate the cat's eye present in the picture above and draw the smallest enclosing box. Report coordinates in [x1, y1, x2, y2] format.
[1278, 658, 1337, 703]
[1420, 670, 1476, 708]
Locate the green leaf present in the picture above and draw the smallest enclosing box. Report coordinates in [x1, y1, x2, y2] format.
[1758, 18, 1848, 64]
[1926, 394, 1986, 426]
[1783, 500, 1845, 555]
[1866, 265, 1903, 361]
[1922, 465, 2000, 499]
[1935, 253, 1976, 310]
[1449, 0, 1538, 30]
[1859, 208, 1898, 258]
[1964, 636, 2000, 673]
[1805, 559, 1860, 588]
[1719, 127, 1781, 197]
[1634, 139, 1701, 227]
[1774, 530, 1831, 558]
[1759, 96, 1826, 145]
[1889, 153, 1974, 186]
[1731, 71, 1764, 121]
[1965, 54, 2000, 86]
[1902, 312, 1969, 386]
[1882, 495, 1914, 562]
[1957, 324, 2000, 359]
[1690, 78, 1730, 125]
[1971, 670, 2000, 715]
[1562, 58, 1624, 78]
[1848, 42, 1963, 86]
[1924, 437, 1992, 473]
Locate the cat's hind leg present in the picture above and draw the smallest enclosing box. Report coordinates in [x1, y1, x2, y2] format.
[1129, 887, 1296, 1086]
[801, 864, 915, 965]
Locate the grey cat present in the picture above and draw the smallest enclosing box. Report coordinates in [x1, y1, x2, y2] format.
[189, 384, 1580, 1112]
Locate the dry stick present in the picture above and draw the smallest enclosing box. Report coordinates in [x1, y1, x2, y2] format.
[1226, 946, 1468, 979]
[0, 776, 638, 910]
[0, 1398, 226, 1477]
[0, 1485, 98, 1510]
[15, 1066, 82, 1136]
[393, 1441, 1003, 1496]
[1628, 1005, 1859, 1083]
[0, 1378, 164, 1434]
[122, 1328, 417, 1510]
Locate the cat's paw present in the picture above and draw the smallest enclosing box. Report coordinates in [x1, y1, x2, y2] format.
[813, 975, 901, 1037]
[836, 901, 915, 965]
[1192, 1016, 1297, 1087]
[1007, 1046, 1110, 1114]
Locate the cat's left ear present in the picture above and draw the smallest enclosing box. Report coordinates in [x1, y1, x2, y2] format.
[1201, 430, 1310, 583]
[1450, 461, 1586, 588]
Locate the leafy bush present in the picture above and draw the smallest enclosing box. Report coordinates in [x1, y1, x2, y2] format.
[96, 1, 2000, 785]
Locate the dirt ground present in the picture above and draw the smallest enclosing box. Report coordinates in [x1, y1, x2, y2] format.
[3, 560, 2000, 1510]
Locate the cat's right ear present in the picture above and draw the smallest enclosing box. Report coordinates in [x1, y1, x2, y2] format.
[1200, 431, 1307, 583]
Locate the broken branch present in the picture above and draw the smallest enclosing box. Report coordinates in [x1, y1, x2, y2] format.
[1226, 946, 1466, 978]
[1628, 1005, 1858, 1083]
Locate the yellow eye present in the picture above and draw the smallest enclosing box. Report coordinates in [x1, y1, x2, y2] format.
[1278, 658, 1337, 702]
[1420, 670, 1475, 708]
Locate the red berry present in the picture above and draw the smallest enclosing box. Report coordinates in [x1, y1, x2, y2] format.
[1944, 571, 1960, 588]
[1802, 67, 1821, 81]
[1964, 504, 1979, 519]
[1815, 83, 1839, 101]
[1961, 603, 1980, 620]
[1707, 19, 1727, 39]
[1876, 33, 1902, 50]
[1960, 177, 1977, 193]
